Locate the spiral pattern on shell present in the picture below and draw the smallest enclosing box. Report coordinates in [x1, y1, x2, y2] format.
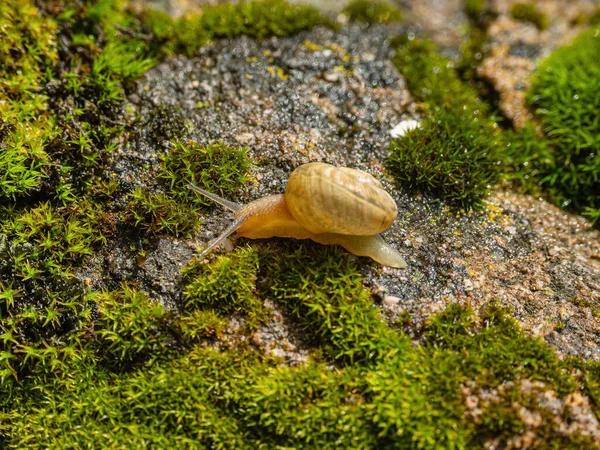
[284, 162, 398, 236]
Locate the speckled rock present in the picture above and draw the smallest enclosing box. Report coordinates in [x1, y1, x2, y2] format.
[462, 378, 600, 447]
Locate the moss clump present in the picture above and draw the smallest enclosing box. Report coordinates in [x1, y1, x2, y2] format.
[141, 0, 338, 57]
[0, 201, 106, 382]
[0, 121, 50, 200]
[589, 7, 600, 26]
[147, 104, 187, 141]
[388, 108, 501, 207]
[94, 285, 179, 367]
[424, 303, 574, 391]
[501, 123, 555, 195]
[523, 27, 600, 222]
[124, 140, 252, 238]
[388, 37, 500, 207]
[124, 188, 202, 238]
[183, 247, 269, 330]
[342, 0, 402, 24]
[391, 36, 485, 113]
[457, 25, 488, 80]
[0, 1, 56, 199]
[464, 0, 485, 21]
[179, 309, 227, 341]
[264, 243, 403, 363]
[510, 3, 550, 30]
[160, 140, 253, 207]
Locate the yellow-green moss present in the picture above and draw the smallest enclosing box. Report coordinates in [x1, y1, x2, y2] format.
[140, 0, 338, 57]
[160, 140, 253, 207]
[2, 246, 598, 448]
[589, 7, 600, 26]
[183, 247, 269, 330]
[264, 243, 404, 363]
[123, 140, 252, 238]
[505, 27, 600, 223]
[94, 285, 178, 367]
[2, 1, 600, 447]
[464, 0, 485, 21]
[0, 1, 57, 199]
[124, 188, 203, 238]
[510, 3, 550, 31]
[342, 0, 403, 24]
[501, 123, 555, 195]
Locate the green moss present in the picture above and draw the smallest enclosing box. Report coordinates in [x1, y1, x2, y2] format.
[3, 1, 600, 447]
[3, 201, 104, 263]
[457, 25, 488, 82]
[388, 107, 500, 207]
[3, 246, 600, 447]
[183, 247, 268, 330]
[263, 243, 404, 363]
[160, 140, 253, 207]
[388, 36, 501, 208]
[364, 303, 588, 448]
[124, 140, 251, 238]
[94, 285, 180, 368]
[500, 27, 600, 222]
[124, 188, 202, 238]
[573, 7, 600, 26]
[391, 36, 485, 113]
[501, 123, 555, 194]
[179, 310, 227, 341]
[141, 0, 338, 57]
[589, 7, 600, 26]
[0, 200, 107, 383]
[464, 0, 485, 20]
[0, 1, 57, 199]
[577, 359, 600, 417]
[425, 303, 574, 392]
[510, 3, 550, 31]
[342, 0, 402, 24]
[2, 348, 262, 449]
[524, 27, 600, 222]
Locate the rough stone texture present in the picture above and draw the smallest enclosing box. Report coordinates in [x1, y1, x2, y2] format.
[375, 186, 600, 360]
[479, 0, 600, 127]
[252, 300, 311, 365]
[396, 0, 468, 54]
[462, 379, 600, 447]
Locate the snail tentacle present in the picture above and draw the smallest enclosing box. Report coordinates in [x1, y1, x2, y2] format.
[196, 216, 246, 260]
[187, 182, 242, 212]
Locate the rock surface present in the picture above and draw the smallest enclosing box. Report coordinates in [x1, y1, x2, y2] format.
[89, 17, 600, 362]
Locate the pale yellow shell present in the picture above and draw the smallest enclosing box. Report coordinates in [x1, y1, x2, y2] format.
[284, 162, 398, 236]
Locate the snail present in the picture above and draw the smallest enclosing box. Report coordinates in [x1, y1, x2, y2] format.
[188, 162, 407, 268]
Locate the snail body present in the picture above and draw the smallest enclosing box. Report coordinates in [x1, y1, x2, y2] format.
[188, 162, 406, 268]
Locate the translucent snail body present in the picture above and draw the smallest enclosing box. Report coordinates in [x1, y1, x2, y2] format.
[188, 162, 407, 268]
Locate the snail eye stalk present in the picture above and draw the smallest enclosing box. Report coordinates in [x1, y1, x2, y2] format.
[196, 217, 245, 260]
[187, 183, 242, 212]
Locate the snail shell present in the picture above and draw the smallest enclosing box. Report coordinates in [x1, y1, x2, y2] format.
[285, 162, 398, 235]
